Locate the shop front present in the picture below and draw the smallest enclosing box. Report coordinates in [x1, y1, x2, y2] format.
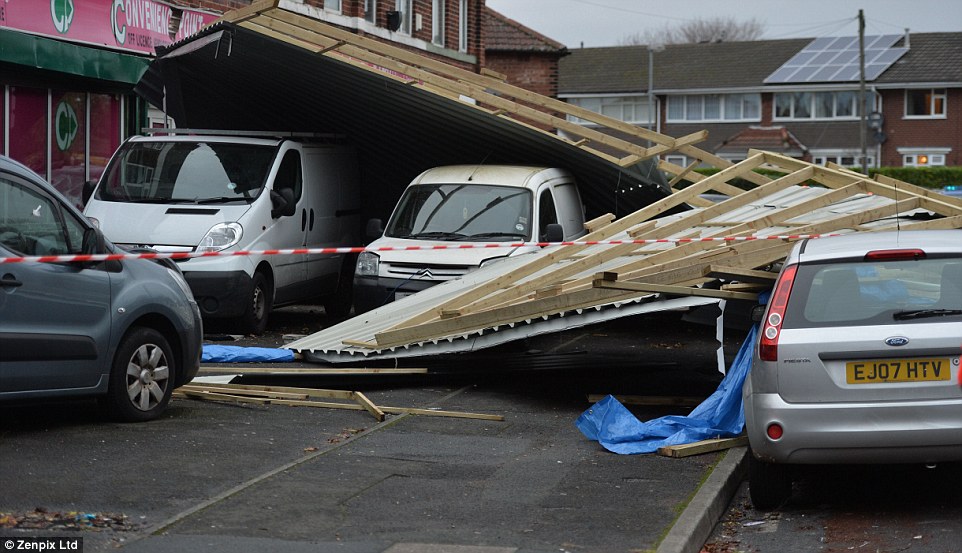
[1, 0, 217, 207]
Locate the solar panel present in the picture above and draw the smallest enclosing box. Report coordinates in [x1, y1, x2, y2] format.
[764, 35, 908, 84]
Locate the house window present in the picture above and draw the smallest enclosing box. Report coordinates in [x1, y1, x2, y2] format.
[666, 94, 760, 122]
[903, 153, 947, 167]
[773, 90, 866, 120]
[432, 0, 445, 46]
[364, 0, 376, 23]
[565, 96, 654, 126]
[395, 0, 412, 34]
[811, 152, 875, 168]
[325, 0, 341, 13]
[664, 155, 688, 167]
[458, 0, 468, 52]
[905, 89, 946, 118]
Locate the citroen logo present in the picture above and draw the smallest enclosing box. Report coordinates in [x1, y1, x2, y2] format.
[884, 336, 909, 347]
[418, 269, 435, 279]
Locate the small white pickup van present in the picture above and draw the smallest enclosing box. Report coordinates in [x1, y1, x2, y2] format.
[83, 132, 361, 334]
[353, 165, 586, 314]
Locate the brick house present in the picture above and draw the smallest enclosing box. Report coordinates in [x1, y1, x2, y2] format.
[559, 32, 962, 169]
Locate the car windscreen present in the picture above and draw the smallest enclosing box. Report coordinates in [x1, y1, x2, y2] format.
[385, 183, 533, 241]
[97, 141, 276, 204]
[784, 257, 962, 328]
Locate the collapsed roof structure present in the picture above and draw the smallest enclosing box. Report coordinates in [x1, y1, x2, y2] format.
[137, 1, 962, 363]
[288, 151, 962, 362]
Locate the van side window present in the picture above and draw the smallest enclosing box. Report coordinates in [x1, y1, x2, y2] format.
[538, 188, 558, 241]
[275, 150, 303, 203]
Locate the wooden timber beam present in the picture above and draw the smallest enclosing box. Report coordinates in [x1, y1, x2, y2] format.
[592, 279, 759, 301]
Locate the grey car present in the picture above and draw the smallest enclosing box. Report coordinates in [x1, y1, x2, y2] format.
[744, 229, 962, 509]
[0, 155, 202, 422]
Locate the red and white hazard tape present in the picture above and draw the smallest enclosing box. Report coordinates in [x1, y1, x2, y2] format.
[0, 234, 837, 264]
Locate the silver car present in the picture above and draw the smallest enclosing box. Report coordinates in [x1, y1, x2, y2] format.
[744, 230, 962, 509]
[0, 155, 202, 422]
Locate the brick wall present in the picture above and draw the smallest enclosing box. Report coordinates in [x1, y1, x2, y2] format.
[485, 52, 558, 99]
[879, 88, 962, 166]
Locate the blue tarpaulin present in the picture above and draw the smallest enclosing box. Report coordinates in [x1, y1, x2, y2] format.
[202, 345, 295, 363]
[576, 323, 758, 454]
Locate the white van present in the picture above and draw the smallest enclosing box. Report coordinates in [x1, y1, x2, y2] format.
[83, 131, 361, 334]
[353, 165, 586, 314]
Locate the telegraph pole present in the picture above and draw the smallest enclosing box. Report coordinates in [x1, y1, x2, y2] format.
[858, 9, 868, 174]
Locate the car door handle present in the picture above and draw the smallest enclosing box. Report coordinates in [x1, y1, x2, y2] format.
[1, 273, 23, 287]
[301, 208, 307, 231]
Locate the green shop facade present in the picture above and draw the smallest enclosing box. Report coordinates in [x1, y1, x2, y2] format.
[1, 0, 218, 207]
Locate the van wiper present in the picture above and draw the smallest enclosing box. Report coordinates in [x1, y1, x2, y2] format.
[893, 308, 962, 320]
[404, 231, 467, 240]
[465, 232, 527, 240]
[194, 196, 250, 204]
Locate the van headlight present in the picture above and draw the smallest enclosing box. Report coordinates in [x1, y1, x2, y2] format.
[356, 252, 380, 276]
[198, 222, 242, 253]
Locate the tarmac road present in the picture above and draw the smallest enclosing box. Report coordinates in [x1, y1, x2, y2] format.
[0, 309, 751, 553]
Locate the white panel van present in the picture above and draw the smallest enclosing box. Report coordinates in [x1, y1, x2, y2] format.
[353, 165, 586, 314]
[83, 132, 361, 334]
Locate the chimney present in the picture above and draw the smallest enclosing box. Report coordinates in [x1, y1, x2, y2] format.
[904, 28, 910, 49]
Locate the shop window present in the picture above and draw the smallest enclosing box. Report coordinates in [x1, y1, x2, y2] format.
[90, 94, 122, 185]
[50, 91, 87, 209]
[8, 87, 48, 178]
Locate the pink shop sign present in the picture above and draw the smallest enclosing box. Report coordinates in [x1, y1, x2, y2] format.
[1, 0, 218, 55]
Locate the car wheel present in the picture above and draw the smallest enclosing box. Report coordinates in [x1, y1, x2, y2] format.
[747, 452, 793, 510]
[104, 327, 175, 422]
[323, 256, 356, 320]
[241, 271, 272, 335]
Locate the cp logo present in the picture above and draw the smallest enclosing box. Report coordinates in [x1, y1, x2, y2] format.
[51, 0, 75, 34]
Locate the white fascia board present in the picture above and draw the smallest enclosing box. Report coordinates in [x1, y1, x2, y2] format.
[871, 82, 962, 90]
[896, 146, 952, 155]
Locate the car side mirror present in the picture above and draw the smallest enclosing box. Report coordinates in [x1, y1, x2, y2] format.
[81, 227, 105, 256]
[543, 223, 564, 243]
[270, 188, 296, 218]
[365, 218, 384, 240]
[81, 180, 97, 207]
[750, 304, 767, 323]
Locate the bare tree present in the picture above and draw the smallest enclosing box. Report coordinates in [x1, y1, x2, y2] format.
[620, 17, 764, 46]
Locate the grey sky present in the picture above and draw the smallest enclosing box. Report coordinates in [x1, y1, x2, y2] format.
[485, 0, 962, 48]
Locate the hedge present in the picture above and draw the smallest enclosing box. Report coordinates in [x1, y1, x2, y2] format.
[686, 166, 962, 191]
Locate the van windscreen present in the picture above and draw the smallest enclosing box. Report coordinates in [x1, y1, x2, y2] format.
[385, 183, 533, 241]
[98, 142, 276, 204]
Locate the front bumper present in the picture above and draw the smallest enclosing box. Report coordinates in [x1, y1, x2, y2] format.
[183, 270, 253, 319]
[744, 391, 962, 465]
[353, 275, 439, 314]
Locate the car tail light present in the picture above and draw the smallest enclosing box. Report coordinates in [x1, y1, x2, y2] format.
[759, 264, 798, 362]
[865, 249, 926, 261]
